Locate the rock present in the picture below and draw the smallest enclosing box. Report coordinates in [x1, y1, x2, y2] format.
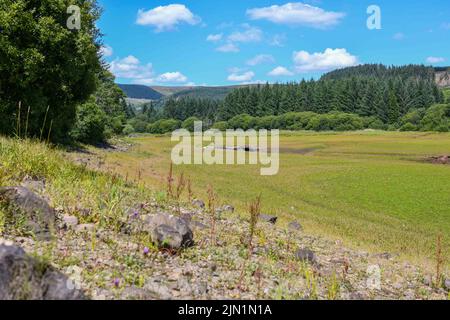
[259, 214, 278, 224]
[0, 186, 55, 238]
[0, 243, 86, 300]
[295, 248, 317, 264]
[145, 279, 172, 300]
[21, 176, 45, 193]
[444, 279, 450, 290]
[192, 199, 205, 209]
[62, 215, 78, 229]
[145, 213, 194, 249]
[190, 221, 209, 230]
[423, 275, 432, 287]
[75, 223, 95, 233]
[221, 205, 235, 213]
[288, 221, 302, 231]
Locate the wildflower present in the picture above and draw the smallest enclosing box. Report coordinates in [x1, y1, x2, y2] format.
[113, 278, 120, 288]
[143, 247, 150, 255]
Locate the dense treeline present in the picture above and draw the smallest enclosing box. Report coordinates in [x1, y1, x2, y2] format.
[219, 77, 443, 124]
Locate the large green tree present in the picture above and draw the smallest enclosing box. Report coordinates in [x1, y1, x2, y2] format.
[0, 0, 102, 142]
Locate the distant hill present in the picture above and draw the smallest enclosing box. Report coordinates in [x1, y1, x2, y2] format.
[118, 84, 163, 100]
[118, 84, 257, 101]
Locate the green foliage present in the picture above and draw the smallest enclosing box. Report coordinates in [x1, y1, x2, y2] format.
[123, 124, 135, 135]
[420, 104, 450, 132]
[147, 119, 181, 134]
[0, 0, 102, 142]
[211, 121, 228, 131]
[70, 102, 107, 143]
[181, 117, 201, 132]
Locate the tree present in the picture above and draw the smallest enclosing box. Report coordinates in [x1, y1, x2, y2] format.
[0, 0, 102, 142]
[70, 101, 107, 143]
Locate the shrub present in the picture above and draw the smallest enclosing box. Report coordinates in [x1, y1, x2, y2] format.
[211, 121, 228, 131]
[227, 114, 256, 130]
[70, 102, 107, 144]
[182, 117, 201, 132]
[123, 124, 135, 135]
[147, 119, 181, 134]
[420, 104, 450, 131]
[400, 123, 418, 132]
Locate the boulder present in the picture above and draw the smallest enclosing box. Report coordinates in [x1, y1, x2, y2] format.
[0, 186, 55, 238]
[259, 214, 278, 224]
[145, 213, 194, 249]
[0, 242, 86, 300]
[192, 199, 205, 209]
[295, 248, 317, 264]
[62, 215, 78, 229]
[288, 221, 302, 231]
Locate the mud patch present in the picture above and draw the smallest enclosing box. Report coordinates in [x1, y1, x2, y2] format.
[428, 155, 450, 165]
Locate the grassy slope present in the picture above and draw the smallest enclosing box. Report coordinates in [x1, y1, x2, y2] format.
[86, 131, 450, 267]
[0, 137, 152, 234]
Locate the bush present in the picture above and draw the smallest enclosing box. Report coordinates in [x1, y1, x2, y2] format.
[70, 102, 107, 144]
[182, 117, 201, 132]
[211, 121, 228, 131]
[123, 124, 135, 135]
[147, 119, 181, 134]
[400, 123, 418, 132]
[227, 114, 256, 130]
[420, 104, 450, 131]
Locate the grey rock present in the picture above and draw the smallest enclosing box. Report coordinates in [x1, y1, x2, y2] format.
[221, 205, 235, 213]
[75, 223, 95, 233]
[62, 215, 78, 229]
[192, 199, 205, 209]
[146, 213, 194, 249]
[259, 214, 278, 224]
[444, 279, 450, 290]
[295, 248, 317, 264]
[0, 186, 55, 238]
[21, 176, 45, 193]
[0, 243, 86, 300]
[288, 221, 302, 231]
[190, 221, 209, 230]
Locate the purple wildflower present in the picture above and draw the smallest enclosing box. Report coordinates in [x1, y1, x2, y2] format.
[143, 247, 150, 255]
[113, 278, 120, 288]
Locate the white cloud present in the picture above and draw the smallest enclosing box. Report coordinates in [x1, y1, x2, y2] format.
[110, 55, 190, 85]
[157, 71, 188, 83]
[269, 34, 287, 47]
[216, 43, 240, 53]
[247, 2, 345, 29]
[227, 71, 255, 82]
[136, 4, 200, 32]
[100, 45, 113, 57]
[110, 55, 154, 79]
[268, 66, 294, 76]
[228, 25, 262, 43]
[247, 54, 275, 66]
[393, 32, 405, 40]
[293, 48, 358, 73]
[206, 33, 223, 42]
[426, 56, 446, 64]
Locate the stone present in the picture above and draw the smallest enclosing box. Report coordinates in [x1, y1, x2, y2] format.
[21, 176, 45, 193]
[192, 199, 205, 209]
[75, 223, 95, 233]
[288, 221, 302, 231]
[295, 248, 317, 264]
[444, 279, 450, 290]
[145, 213, 194, 249]
[190, 221, 209, 230]
[0, 186, 55, 238]
[62, 215, 78, 229]
[259, 214, 278, 224]
[0, 243, 86, 300]
[221, 205, 235, 213]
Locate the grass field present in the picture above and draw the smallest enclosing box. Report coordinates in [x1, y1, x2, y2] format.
[86, 131, 450, 268]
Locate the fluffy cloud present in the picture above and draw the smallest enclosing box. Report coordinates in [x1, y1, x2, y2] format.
[426, 56, 446, 64]
[293, 48, 358, 73]
[247, 54, 275, 66]
[136, 4, 200, 32]
[247, 2, 345, 29]
[228, 25, 262, 43]
[206, 33, 223, 42]
[216, 43, 240, 53]
[268, 66, 294, 76]
[269, 34, 287, 47]
[110, 55, 154, 79]
[110, 55, 189, 84]
[99, 45, 113, 57]
[227, 71, 255, 82]
[157, 71, 188, 83]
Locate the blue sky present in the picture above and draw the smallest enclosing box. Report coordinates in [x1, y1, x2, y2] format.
[97, 0, 450, 86]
